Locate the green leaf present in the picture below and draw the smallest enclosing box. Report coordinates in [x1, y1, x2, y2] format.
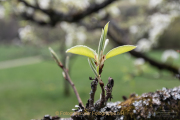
[96, 65, 99, 75]
[98, 22, 109, 57]
[103, 39, 109, 51]
[106, 45, 137, 59]
[88, 58, 98, 77]
[66, 45, 96, 58]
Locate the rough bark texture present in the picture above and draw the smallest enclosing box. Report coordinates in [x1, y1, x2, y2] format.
[43, 86, 180, 120]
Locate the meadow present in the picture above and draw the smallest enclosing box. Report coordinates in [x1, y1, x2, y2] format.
[0, 45, 179, 120]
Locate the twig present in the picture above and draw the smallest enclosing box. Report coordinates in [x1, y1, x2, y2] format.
[99, 82, 105, 108]
[93, 79, 106, 110]
[49, 48, 84, 108]
[88, 78, 98, 109]
[62, 67, 84, 108]
[105, 77, 114, 102]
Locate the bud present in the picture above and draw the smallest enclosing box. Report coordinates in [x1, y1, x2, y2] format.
[62, 72, 66, 78]
[75, 105, 79, 108]
[49, 47, 63, 67]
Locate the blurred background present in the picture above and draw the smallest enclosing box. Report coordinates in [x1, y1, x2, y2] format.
[0, 0, 180, 119]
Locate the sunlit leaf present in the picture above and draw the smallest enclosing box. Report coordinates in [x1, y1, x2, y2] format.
[105, 45, 137, 59]
[66, 45, 96, 58]
[98, 22, 109, 57]
[88, 58, 98, 77]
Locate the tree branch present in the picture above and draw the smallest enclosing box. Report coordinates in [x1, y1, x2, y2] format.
[49, 48, 84, 108]
[108, 20, 179, 75]
[71, 86, 180, 120]
[18, 0, 117, 26]
[62, 67, 84, 108]
[21, 12, 50, 26]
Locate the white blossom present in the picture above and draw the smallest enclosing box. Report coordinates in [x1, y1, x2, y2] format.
[98, 10, 106, 18]
[26, 7, 34, 15]
[150, 13, 171, 28]
[60, 22, 87, 47]
[129, 25, 139, 34]
[166, 2, 180, 11]
[60, 22, 75, 33]
[16, 3, 26, 13]
[169, 10, 180, 18]
[76, 31, 86, 44]
[26, 0, 36, 5]
[60, 0, 89, 9]
[38, 0, 50, 9]
[149, 0, 163, 8]
[129, 0, 136, 4]
[108, 7, 121, 17]
[136, 38, 151, 52]
[149, 13, 172, 45]
[161, 49, 179, 63]
[0, 5, 5, 19]
[19, 25, 32, 40]
[18, 25, 38, 44]
[34, 11, 49, 22]
[65, 33, 74, 47]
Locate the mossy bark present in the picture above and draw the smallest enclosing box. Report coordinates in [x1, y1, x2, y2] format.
[42, 86, 180, 120]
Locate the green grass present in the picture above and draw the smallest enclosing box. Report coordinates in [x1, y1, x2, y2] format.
[0, 45, 180, 120]
[0, 43, 60, 62]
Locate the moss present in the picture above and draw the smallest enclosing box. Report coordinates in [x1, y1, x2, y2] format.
[43, 86, 180, 120]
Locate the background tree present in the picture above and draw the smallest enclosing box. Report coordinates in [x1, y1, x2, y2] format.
[1, 0, 180, 119]
[10, 0, 180, 75]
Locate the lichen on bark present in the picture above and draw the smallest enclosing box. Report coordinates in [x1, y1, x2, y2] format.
[70, 86, 180, 120]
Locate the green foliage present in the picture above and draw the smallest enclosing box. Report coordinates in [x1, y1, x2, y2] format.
[88, 58, 99, 77]
[66, 45, 96, 59]
[66, 22, 136, 77]
[106, 45, 137, 59]
[98, 22, 109, 58]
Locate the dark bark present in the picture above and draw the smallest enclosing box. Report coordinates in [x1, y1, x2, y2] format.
[108, 20, 179, 75]
[70, 86, 180, 120]
[88, 78, 98, 109]
[18, 0, 117, 26]
[18, 0, 180, 76]
[105, 77, 114, 102]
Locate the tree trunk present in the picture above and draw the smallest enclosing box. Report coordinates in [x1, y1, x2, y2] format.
[60, 40, 70, 96]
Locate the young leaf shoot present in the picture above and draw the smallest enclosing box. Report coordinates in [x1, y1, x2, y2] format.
[66, 22, 137, 81]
